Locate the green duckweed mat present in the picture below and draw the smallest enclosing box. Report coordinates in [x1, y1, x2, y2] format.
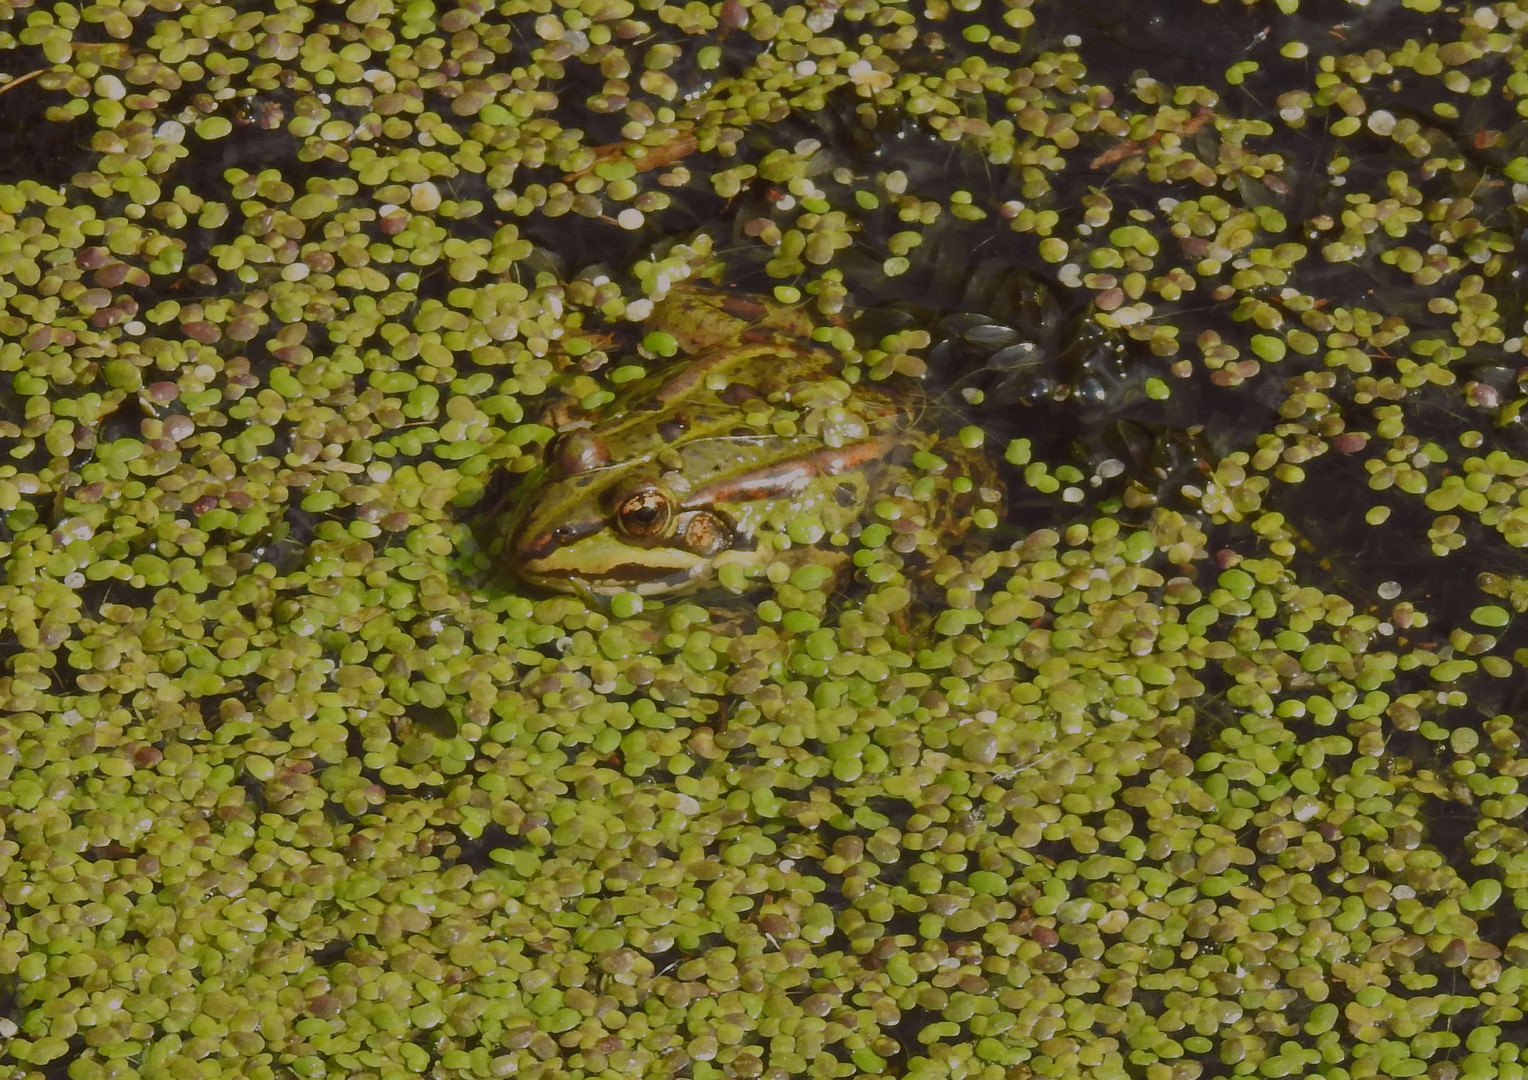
[2, 1, 1528, 1078]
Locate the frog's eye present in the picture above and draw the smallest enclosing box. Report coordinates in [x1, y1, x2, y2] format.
[546, 431, 610, 477]
[681, 511, 732, 557]
[613, 483, 673, 540]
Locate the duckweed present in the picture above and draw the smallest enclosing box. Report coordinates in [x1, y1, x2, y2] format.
[1, 0, 1528, 1078]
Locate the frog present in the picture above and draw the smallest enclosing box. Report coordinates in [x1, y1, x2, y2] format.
[499, 283, 1005, 600]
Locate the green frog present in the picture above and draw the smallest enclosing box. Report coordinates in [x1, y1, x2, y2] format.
[501, 285, 1004, 599]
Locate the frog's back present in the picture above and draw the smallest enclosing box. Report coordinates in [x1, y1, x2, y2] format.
[593, 341, 914, 478]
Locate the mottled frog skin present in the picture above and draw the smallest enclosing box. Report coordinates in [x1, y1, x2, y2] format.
[503, 286, 1003, 598]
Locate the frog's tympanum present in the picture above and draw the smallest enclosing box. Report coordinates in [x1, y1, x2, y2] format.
[503, 285, 1004, 598]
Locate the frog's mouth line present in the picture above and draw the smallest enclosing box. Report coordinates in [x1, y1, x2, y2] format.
[519, 549, 707, 591]
[580, 561, 703, 587]
[526, 541, 737, 598]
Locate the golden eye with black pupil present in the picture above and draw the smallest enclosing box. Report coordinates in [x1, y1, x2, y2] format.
[613, 483, 672, 539]
[681, 511, 732, 557]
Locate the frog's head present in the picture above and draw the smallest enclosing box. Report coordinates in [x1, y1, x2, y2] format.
[505, 430, 740, 597]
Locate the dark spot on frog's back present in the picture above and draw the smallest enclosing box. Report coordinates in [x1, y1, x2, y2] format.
[834, 483, 858, 508]
[719, 382, 761, 406]
[657, 413, 690, 442]
[719, 294, 770, 321]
